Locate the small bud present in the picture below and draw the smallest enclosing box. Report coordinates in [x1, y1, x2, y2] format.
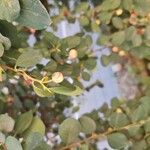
[119, 50, 126, 56]
[112, 46, 119, 53]
[116, 9, 123, 16]
[69, 49, 78, 60]
[95, 19, 101, 25]
[116, 108, 123, 113]
[52, 72, 64, 83]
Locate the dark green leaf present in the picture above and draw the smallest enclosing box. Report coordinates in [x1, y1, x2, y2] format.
[49, 86, 83, 96]
[16, 0, 50, 29]
[0, 0, 20, 22]
[59, 118, 81, 144]
[109, 112, 129, 128]
[111, 31, 125, 46]
[79, 116, 96, 134]
[23, 117, 45, 138]
[15, 111, 33, 134]
[16, 49, 43, 68]
[107, 133, 129, 149]
[100, 0, 121, 11]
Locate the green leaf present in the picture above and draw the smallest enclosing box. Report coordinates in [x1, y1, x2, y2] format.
[16, 0, 50, 29]
[33, 142, 52, 150]
[82, 72, 91, 81]
[16, 49, 43, 68]
[32, 82, 54, 97]
[0, 20, 20, 48]
[79, 16, 89, 26]
[44, 60, 57, 72]
[0, 33, 11, 50]
[112, 17, 124, 29]
[15, 111, 33, 134]
[5, 136, 23, 150]
[144, 120, 150, 133]
[24, 132, 43, 150]
[64, 36, 81, 49]
[101, 55, 111, 67]
[125, 26, 136, 41]
[49, 86, 83, 96]
[128, 125, 144, 137]
[109, 112, 130, 128]
[59, 118, 81, 144]
[100, 0, 121, 11]
[131, 140, 147, 150]
[75, 2, 89, 13]
[111, 31, 125, 46]
[0, 0, 20, 22]
[80, 144, 89, 150]
[24, 132, 51, 150]
[131, 45, 150, 59]
[131, 104, 148, 122]
[0, 43, 4, 57]
[0, 132, 5, 143]
[23, 117, 45, 138]
[131, 33, 142, 47]
[97, 35, 110, 45]
[98, 12, 112, 24]
[140, 96, 150, 115]
[91, 22, 100, 32]
[0, 114, 15, 133]
[122, 0, 133, 11]
[107, 133, 129, 149]
[83, 58, 97, 70]
[79, 116, 96, 134]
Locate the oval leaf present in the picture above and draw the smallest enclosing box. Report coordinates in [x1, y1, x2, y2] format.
[79, 116, 96, 134]
[5, 136, 23, 150]
[15, 110, 33, 134]
[59, 118, 81, 144]
[16, 0, 50, 29]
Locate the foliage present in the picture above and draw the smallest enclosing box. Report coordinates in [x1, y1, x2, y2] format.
[0, 0, 150, 150]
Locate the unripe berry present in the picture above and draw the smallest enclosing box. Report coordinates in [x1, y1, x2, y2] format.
[116, 108, 123, 113]
[112, 46, 119, 53]
[52, 72, 64, 83]
[95, 19, 101, 25]
[119, 50, 126, 56]
[116, 9, 123, 16]
[69, 49, 78, 59]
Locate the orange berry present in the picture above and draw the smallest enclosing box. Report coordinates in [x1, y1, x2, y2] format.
[112, 47, 119, 53]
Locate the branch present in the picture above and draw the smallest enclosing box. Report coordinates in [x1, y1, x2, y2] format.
[59, 117, 150, 150]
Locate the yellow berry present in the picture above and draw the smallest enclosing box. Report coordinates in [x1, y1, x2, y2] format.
[95, 19, 101, 25]
[69, 49, 78, 59]
[112, 47, 119, 53]
[108, 127, 113, 132]
[116, 108, 123, 113]
[119, 50, 126, 56]
[52, 72, 64, 83]
[116, 9, 123, 16]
